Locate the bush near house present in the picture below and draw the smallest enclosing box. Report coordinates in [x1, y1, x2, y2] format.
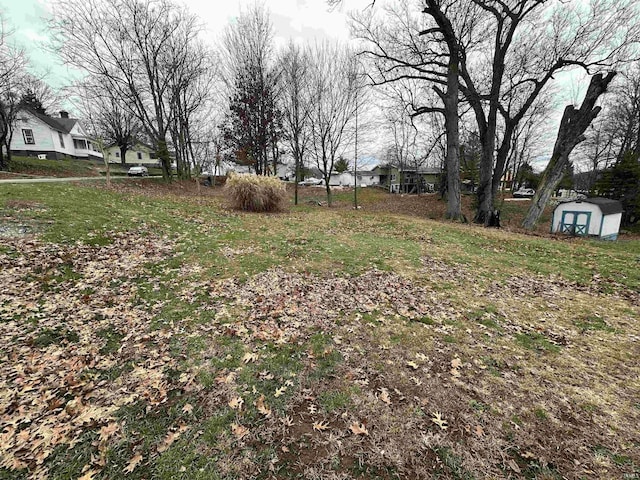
[226, 172, 287, 212]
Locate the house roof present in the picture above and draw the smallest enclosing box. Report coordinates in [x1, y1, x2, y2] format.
[26, 108, 78, 134]
[583, 197, 623, 215]
[371, 164, 441, 175]
[557, 197, 623, 215]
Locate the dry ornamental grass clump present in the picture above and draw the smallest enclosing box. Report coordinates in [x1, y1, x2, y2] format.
[225, 172, 287, 212]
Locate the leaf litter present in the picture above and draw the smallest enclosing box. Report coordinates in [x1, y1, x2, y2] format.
[1, 223, 639, 479]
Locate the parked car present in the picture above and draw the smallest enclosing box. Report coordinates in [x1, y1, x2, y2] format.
[128, 165, 148, 177]
[299, 177, 322, 186]
[513, 188, 535, 198]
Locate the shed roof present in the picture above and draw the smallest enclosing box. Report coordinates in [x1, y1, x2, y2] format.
[557, 197, 623, 215]
[584, 197, 623, 215]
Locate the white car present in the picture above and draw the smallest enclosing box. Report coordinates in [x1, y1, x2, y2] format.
[299, 177, 323, 186]
[513, 188, 535, 198]
[128, 166, 148, 177]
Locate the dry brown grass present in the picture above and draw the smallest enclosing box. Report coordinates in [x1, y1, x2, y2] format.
[225, 173, 287, 212]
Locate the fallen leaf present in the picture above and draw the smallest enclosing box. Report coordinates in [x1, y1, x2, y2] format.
[349, 422, 369, 435]
[406, 361, 419, 370]
[215, 371, 236, 384]
[431, 411, 448, 430]
[379, 388, 392, 405]
[410, 376, 423, 386]
[228, 397, 244, 410]
[231, 423, 249, 440]
[99, 422, 119, 442]
[242, 352, 259, 364]
[123, 452, 143, 474]
[281, 445, 290, 453]
[451, 357, 462, 369]
[474, 425, 484, 437]
[274, 386, 287, 397]
[157, 431, 177, 453]
[255, 395, 272, 417]
[182, 403, 193, 414]
[312, 421, 330, 432]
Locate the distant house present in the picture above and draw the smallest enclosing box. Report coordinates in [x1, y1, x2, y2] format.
[329, 171, 354, 186]
[10, 109, 103, 160]
[104, 142, 159, 166]
[552, 197, 623, 240]
[355, 169, 380, 186]
[372, 164, 441, 193]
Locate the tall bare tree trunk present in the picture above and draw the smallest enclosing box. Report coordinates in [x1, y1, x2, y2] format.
[443, 49, 462, 220]
[523, 72, 616, 230]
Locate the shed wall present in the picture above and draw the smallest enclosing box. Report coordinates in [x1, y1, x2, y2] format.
[552, 202, 602, 235]
[601, 213, 622, 238]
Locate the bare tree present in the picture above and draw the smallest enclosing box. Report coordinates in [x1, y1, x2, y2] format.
[352, 0, 479, 220]
[0, 14, 28, 169]
[307, 42, 360, 206]
[50, 0, 205, 180]
[523, 72, 616, 229]
[72, 77, 142, 167]
[353, 0, 640, 224]
[279, 41, 311, 205]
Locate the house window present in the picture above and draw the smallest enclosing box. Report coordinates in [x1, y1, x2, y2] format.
[73, 139, 88, 150]
[58, 132, 65, 148]
[390, 174, 396, 182]
[22, 129, 35, 145]
[137, 152, 143, 160]
[115, 151, 120, 158]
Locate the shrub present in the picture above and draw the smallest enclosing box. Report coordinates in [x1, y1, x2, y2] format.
[225, 173, 287, 212]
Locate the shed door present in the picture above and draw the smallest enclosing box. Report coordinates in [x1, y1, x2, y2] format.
[560, 211, 591, 236]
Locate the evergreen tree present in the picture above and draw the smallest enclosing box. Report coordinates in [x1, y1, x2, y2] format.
[597, 151, 640, 226]
[334, 156, 350, 173]
[19, 89, 46, 114]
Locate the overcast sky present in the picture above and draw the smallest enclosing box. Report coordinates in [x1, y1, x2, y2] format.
[1, 0, 370, 87]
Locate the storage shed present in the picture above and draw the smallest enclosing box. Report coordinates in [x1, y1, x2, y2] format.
[551, 197, 623, 240]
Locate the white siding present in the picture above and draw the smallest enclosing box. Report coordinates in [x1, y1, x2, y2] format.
[105, 145, 156, 165]
[10, 113, 55, 152]
[552, 202, 602, 235]
[358, 174, 379, 186]
[601, 213, 622, 237]
[52, 130, 76, 157]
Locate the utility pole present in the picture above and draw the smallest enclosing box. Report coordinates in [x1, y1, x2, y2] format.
[354, 88, 358, 209]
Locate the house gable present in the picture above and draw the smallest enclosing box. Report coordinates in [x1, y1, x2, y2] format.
[10, 109, 102, 160]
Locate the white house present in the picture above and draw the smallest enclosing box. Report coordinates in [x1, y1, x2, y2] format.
[356, 169, 380, 186]
[329, 171, 354, 186]
[10, 109, 102, 160]
[552, 198, 623, 240]
[104, 142, 159, 166]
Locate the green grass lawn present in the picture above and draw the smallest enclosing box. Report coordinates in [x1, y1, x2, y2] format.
[4, 155, 164, 178]
[6, 156, 100, 177]
[1, 182, 639, 479]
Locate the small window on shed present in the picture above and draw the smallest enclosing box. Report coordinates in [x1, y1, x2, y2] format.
[58, 132, 65, 148]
